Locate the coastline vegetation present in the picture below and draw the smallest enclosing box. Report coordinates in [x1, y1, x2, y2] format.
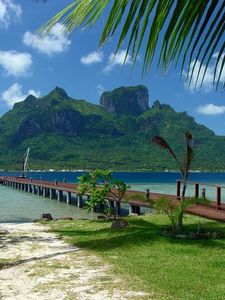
[49, 214, 225, 300]
[0, 86, 225, 172]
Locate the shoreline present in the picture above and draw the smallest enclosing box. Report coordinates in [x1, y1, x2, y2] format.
[0, 222, 148, 300]
[2, 169, 225, 173]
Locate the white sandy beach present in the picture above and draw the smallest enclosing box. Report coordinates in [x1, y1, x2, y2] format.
[0, 222, 149, 300]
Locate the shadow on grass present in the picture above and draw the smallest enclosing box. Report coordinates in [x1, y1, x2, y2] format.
[52, 218, 161, 251]
[51, 217, 225, 252]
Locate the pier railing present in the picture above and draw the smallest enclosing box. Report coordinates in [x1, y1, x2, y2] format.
[176, 180, 224, 209]
[2, 176, 225, 221]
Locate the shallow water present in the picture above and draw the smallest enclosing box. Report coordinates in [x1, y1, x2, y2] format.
[1, 171, 225, 222]
[0, 185, 96, 223]
[130, 183, 225, 203]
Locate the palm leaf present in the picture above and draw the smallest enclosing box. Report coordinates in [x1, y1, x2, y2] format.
[39, 0, 225, 89]
[151, 136, 183, 175]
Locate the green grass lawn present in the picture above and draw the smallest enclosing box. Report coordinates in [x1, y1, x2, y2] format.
[49, 214, 225, 300]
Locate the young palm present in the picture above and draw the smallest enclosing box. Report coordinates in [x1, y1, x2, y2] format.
[152, 131, 194, 231]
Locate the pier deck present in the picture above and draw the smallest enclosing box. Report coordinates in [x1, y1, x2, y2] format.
[1, 176, 225, 223]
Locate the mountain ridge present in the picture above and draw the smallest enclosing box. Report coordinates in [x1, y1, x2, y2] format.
[0, 85, 224, 171]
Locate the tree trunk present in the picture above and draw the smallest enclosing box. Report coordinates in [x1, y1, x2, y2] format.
[177, 182, 187, 232]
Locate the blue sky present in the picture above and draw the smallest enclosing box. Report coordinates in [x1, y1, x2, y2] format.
[0, 0, 224, 135]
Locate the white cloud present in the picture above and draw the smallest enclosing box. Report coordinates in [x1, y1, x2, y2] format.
[0, 50, 32, 77]
[1, 83, 40, 107]
[97, 84, 105, 96]
[103, 50, 132, 72]
[81, 51, 103, 65]
[184, 53, 225, 92]
[196, 103, 225, 115]
[0, 0, 21, 28]
[23, 23, 71, 55]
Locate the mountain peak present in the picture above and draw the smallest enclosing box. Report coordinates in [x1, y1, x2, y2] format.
[25, 94, 37, 102]
[0, 85, 222, 171]
[13, 94, 37, 109]
[100, 85, 149, 116]
[51, 86, 68, 99]
[152, 100, 174, 111]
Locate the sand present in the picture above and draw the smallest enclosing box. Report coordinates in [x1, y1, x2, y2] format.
[0, 222, 149, 300]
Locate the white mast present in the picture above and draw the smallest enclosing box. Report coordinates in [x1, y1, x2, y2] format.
[21, 148, 30, 178]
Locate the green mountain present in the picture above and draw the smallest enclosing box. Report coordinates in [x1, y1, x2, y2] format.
[0, 85, 224, 171]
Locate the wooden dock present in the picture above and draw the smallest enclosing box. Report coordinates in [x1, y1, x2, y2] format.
[1, 176, 225, 222]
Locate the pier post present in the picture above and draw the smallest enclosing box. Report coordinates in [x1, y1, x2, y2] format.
[43, 188, 48, 197]
[145, 189, 150, 200]
[176, 180, 181, 198]
[29, 185, 33, 193]
[34, 185, 37, 194]
[66, 192, 71, 204]
[57, 190, 63, 201]
[195, 184, 199, 198]
[216, 187, 221, 209]
[201, 188, 206, 200]
[49, 189, 56, 199]
[37, 186, 42, 195]
[77, 194, 83, 208]
[115, 201, 121, 215]
[129, 204, 141, 215]
[108, 200, 114, 209]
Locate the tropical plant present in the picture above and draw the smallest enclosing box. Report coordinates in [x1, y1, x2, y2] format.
[152, 131, 194, 232]
[154, 197, 194, 234]
[154, 196, 210, 234]
[77, 169, 129, 220]
[40, 0, 225, 89]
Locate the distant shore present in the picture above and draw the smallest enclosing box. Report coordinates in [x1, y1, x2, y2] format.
[1, 169, 225, 173]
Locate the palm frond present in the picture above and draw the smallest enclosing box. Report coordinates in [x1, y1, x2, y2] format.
[39, 0, 225, 89]
[151, 136, 183, 175]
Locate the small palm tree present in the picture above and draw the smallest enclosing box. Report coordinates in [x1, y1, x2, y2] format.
[152, 131, 194, 231]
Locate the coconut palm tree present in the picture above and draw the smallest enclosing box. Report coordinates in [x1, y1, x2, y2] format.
[40, 0, 225, 89]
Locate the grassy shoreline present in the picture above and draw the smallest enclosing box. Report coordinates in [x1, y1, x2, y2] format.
[48, 213, 225, 300]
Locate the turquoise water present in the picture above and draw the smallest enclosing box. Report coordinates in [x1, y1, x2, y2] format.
[130, 183, 224, 202]
[1, 171, 225, 222]
[0, 185, 96, 223]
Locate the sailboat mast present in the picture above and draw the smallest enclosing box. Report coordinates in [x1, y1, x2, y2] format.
[21, 148, 30, 178]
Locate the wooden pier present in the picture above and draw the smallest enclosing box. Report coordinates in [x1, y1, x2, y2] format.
[1, 176, 225, 222]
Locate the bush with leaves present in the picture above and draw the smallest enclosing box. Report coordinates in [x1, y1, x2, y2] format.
[78, 169, 129, 220]
[154, 196, 210, 234]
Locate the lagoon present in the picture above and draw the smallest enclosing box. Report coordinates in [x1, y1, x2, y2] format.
[1, 171, 225, 222]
